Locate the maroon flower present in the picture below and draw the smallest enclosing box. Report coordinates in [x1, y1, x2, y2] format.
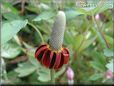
[35, 44, 69, 70]
[35, 11, 69, 70]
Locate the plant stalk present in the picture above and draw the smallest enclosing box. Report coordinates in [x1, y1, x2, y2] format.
[28, 22, 44, 43]
[51, 69, 55, 84]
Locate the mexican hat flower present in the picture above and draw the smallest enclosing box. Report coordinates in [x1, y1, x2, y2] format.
[35, 11, 69, 70]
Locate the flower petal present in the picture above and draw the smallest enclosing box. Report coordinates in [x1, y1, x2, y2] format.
[35, 44, 47, 55]
[49, 52, 56, 69]
[57, 53, 64, 69]
[62, 48, 69, 64]
[41, 50, 51, 68]
[49, 51, 54, 68]
[35, 44, 48, 61]
[54, 53, 61, 69]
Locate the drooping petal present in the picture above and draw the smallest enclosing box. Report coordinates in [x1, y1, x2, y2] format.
[35, 44, 69, 70]
[49, 51, 54, 68]
[36, 50, 46, 61]
[35, 44, 48, 61]
[35, 44, 47, 54]
[54, 53, 61, 69]
[49, 52, 56, 69]
[57, 53, 64, 69]
[62, 48, 69, 64]
[41, 50, 51, 68]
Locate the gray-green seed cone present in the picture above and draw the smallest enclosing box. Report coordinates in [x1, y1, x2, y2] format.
[49, 11, 66, 50]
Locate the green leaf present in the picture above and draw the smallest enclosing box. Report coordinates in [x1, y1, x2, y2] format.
[76, 8, 89, 14]
[55, 67, 66, 78]
[7, 71, 22, 84]
[3, 12, 21, 21]
[22, 42, 41, 67]
[92, 27, 107, 48]
[103, 48, 113, 57]
[1, 20, 28, 45]
[74, 34, 84, 50]
[64, 31, 74, 45]
[15, 62, 36, 77]
[26, 5, 39, 14]
[37, 67, 51, 82]
[29, 56, 41, 68]
[65, 10, 84, 20]
[79, 37, 96, 52]
[90, 61, 103, 72]
[90, 51, 106, 71]
[74, 34, 96, 52]
[33, 11, 55, 21]
[90, 4, 112, 14]
[104, 35, 113, 46]
[106, 60, 113, 72]
[1, 42, 21, 59]
[88, 73, 103, 81]
[1, 1, 18, 14]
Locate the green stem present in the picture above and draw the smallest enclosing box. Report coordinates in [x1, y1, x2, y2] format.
[28, 22, 44, 43]
[91, 13, 108, 48]
[51, 69, 55, 84]
[3, 70, 8, 80]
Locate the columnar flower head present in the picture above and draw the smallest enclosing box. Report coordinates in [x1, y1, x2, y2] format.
[35, 11, 69, 70]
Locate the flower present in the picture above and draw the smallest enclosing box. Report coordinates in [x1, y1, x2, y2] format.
[35, 44, 69, 69]
[35, 11, 69, 70]
[105, 70, 113, 79]
[66, 67, 74, 85]
[95, 14, 100, 20]
[66, 67, 74, 80]
[95, 13, 109, 22]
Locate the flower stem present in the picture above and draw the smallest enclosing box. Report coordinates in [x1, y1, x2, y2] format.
[51, 69, 55, 84]
[91, 14, 108, 48]
[28, 22, 44, 43]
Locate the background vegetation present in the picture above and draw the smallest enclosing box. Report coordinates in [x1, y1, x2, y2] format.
[1, 0, 113, 85]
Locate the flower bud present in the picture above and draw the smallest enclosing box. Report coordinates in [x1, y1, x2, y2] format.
[66, 67, 74, 85]
[95, 14, 100, 20]
[66, 67, 74, 80]
[95, 13, 109, 22]
[105, 70, 113, 79]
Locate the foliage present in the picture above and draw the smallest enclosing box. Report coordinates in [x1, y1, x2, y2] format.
[1, 0, 113, 85]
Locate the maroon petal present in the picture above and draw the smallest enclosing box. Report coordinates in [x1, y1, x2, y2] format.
[48, 51, 54, 68]
[57, 53, 64, 69]
[35, 44, 69, 70]
[41, 50, 51, 68]
[35, 44, 48, 61]
[62, 48, 69, 64]
[54, 53, 61, 69]
[35, 44, 47, 55]
[49, 52, 56, 69]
